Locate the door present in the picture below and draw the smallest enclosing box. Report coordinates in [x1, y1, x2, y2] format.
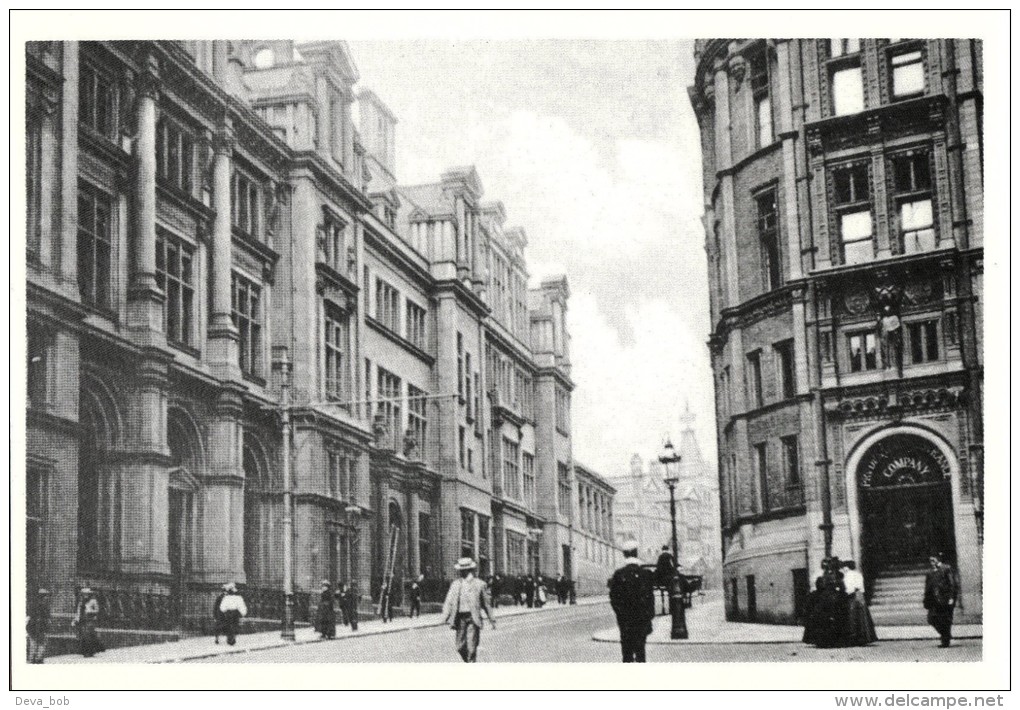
[746, 575, 757, 622]
[562, 544, 572, 580]
[168, 488, 192, 625]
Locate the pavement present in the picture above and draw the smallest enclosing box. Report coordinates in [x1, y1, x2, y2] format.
[591, 593, 983, 645]
[48, 595, 609, 664]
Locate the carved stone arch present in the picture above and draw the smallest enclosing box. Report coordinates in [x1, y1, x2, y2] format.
[167, 405, 205, 491]
[80, 369, 123, 451]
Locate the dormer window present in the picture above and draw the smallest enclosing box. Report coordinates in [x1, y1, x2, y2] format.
[890, 46, 925, 99]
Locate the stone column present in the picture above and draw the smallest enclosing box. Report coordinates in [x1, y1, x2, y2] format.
[208, 117, 241, 380]
[127, 54, 164, 343]
[714, 61, 739, 309]
[58, 41, 79, 292]
[199, 385, 246, 586]
[407, 487, 421, 577]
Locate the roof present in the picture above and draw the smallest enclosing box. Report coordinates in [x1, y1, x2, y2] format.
[573, 461, 616, 494]
[398, 183, 454, 218]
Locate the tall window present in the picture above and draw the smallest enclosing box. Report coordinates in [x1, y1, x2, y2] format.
[231, 169, 261, 240]
[460, 509, 476, 560]
[321, 211, 348, 273]
[156, 117, 194, 194]
[26, 466, 47, 589]
[522, 452, 536, 509]
[831, 65, 864, 116]
[833, 163, 873, 265]
[750, 54, 772, 148]
[555, 387, 570, 433]
[774, 339, 795, 400]
[324, 306, 348, 402]
[890, 47, 925, 98]
[327, 447, 355, 500]
[746, 351, 763, 408]
[407, 385, 427, 456]
[374, 278, 400, 331]
[557, 462, 571, 514]
[892, 151, 935, 253]
[27, 326, 52, 409]
[754, 442, 769, 512]
[26, 119, 42, 259]
[456, 332, 464, 400]
[458, 426, 467, 469]
[156, 230, 195, 346]
[847, 330, 878, 372]
[503, 437, 521, 501]
[465, 353, 473, 420]
[405, 300, 427, 349]
[377, 368, 402, 445]
[506, 531, 526, 575]
[364, 358, 372, 419]
[77, 182, 112, 310]
[781, 435, 801, 488]
[756, 189, 781, 291]
[231, 274, 262, 377]
[79, 62, 117, 139]
[907, 320, 940, 364]
[477, 515, 491, 578]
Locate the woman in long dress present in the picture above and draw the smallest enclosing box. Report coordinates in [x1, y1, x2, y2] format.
[842, 561, 878, 646]
[73, 588, 105, 657]
[315, 581, 336, 639]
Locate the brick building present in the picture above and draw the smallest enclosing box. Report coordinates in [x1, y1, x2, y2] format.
[24, 39, 577, 642]
[572, 462, 616, 596]
[689, 39, 983, 624]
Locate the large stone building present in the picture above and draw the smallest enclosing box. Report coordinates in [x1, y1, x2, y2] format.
[689, 39, 983, 624]
[572, 462, 617, 596]
[24, 39, 578, 640]
[607, 410, 721, 587]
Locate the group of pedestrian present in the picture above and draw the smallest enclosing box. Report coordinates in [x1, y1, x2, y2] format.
[803, 557, 878, 648]
[488, 573, 572, 608]
[313, 580, 360, 639]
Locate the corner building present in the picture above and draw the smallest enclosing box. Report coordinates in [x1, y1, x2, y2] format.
[24, 39, 577, 643]
[689, 39, 982, 624]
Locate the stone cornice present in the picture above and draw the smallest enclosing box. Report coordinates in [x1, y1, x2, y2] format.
[289, 151, 373, 213]
[433, 278, 491, 319]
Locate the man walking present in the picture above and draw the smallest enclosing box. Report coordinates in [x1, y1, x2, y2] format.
[441, 557, 495, 662]
[409, 574, 424, 618]
[212, 583, 229, 644]
[609, 540, 655, 663]
[26, 588, 51, 663]
[924, 553, 961, 648]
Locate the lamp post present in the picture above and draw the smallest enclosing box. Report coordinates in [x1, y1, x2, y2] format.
[659, 438, 688, 640]
[272, 345, 295, 641]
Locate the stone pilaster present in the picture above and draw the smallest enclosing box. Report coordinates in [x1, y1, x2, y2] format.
[407, 487, 421, 577]
[198, 385, 245, 585]
[126, 54, 165, 345]
[208, 117, 241, 381]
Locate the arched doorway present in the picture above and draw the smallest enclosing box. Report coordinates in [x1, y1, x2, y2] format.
[243, 438, 267, 586]
[78, 378, 121, 573]
[856, 433, 956, 582]
[167, 410, 201, 626]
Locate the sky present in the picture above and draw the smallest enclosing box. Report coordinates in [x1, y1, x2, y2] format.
[348, 39, 715, 477]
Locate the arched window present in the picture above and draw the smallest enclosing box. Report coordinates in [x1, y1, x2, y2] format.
[78, 378, 120, 571]
[167, 410, 201, 584]
[243, 435, 271, 586]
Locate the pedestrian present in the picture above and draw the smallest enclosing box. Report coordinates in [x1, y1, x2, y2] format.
[536, 578, 548, 608]
[801, 577, 826, 646]
[608, 540, 655, 663]
[218, 582, 247, 646]
[555, 574, 567, 604]
[810, 558, 848, 648]
[342, 584, 359, 632]
[410, 574, 424, 618]
[212, 583, 229, 644]
[73, 587, 105, 658]
[441, 557, 496, 662]
[26, 588, 51, 664]
[379, 582, 393, 623]
[524, 574, 535, 608]
[315, 580, 336, 639]
[335, 584, 348, 627]
[655, 545, 676, 590]
[491, 574, 501, 609]
[842, 560, 877, 646]
[924, 552, 961, 648]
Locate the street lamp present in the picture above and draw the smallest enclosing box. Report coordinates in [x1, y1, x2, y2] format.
[272, 345, 295, 641]
[659, 438, 688, 640]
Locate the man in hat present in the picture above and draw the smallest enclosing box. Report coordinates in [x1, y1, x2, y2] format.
[26, 588, 51, 663]
[924, 552, 961, 647]
[212, 583, 230, 644]
[441, 557, 495, 662]
[218, 583, 248, 646]
[608, 539, 655, 662]
[409, 573, 424, 618]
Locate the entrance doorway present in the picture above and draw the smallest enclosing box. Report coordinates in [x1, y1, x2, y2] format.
[856, 433, 956, 587]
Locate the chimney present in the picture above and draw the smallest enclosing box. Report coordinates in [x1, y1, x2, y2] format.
[357, 89, 397, 179]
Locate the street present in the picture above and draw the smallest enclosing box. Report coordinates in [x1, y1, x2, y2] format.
[190, 602, 981, 664]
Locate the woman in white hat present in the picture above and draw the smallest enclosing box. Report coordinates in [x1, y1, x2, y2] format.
[73, 587, 104, 657]
[218, 583, 248, 646]
[440, 557, 495, 662]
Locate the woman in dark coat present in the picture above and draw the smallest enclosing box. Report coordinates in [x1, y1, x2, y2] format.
[73, 588, 105, 657]
[315, 581, 336, 639]
[807, 558, 849, 648]
[341, 584, 359, 632]
[802, 577, 826, 645]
